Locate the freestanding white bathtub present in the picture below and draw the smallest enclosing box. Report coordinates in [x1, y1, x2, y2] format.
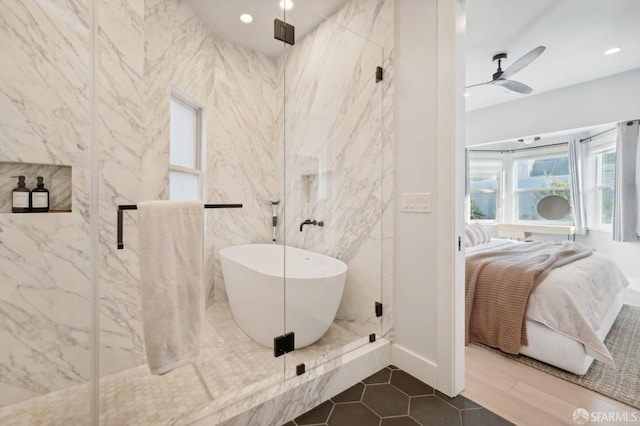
[219, 244, 347, 349]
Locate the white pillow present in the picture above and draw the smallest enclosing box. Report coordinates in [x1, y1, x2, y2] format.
[465, 224, 477, 247]
[465, 223, 490, 247]
[472, 223, 490, 245]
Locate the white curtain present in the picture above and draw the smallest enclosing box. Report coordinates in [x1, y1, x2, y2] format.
[613, 120, 640, 242]
[568, 138, 587, 235]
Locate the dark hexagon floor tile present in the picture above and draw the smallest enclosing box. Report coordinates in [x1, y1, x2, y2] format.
[410, 395, 462, 426]
[434, 391, 481, 410]
[461, 408, 514, 426]
[294, 400, 334, 425]
[331, 382, 365, 403]
[390, 370, 434, 396]
[362, 383, 410, 417]
[362, 367, 392, 384]
[328, 402, 380, 426]
[388, 364, 400, 369]
[381, 416, 421, 426]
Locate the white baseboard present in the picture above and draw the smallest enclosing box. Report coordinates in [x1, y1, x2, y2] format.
[390, 343, 438, 389]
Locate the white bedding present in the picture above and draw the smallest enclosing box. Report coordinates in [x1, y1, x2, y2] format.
[466, 238, 629, 365]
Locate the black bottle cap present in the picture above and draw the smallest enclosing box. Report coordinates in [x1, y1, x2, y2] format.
[37, 176, 44, 184]
[11, 175, 26, 185]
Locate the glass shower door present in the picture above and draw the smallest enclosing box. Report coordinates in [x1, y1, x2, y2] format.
[281, 1, 391, 378]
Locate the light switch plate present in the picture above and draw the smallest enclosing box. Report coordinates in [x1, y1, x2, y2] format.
[401, 192, 431, 213]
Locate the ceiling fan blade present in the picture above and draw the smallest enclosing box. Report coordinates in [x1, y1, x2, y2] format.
[500, 46, 546, 80]
[465, 81, 493, 89]
[493, 79, 533, 94]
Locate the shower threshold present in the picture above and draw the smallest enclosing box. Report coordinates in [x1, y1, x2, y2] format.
[0, 300, 376, 425]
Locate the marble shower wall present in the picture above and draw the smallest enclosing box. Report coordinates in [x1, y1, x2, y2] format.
[98, 0, 278, 376]
[207, 39, 279, 303]
[0, 0, 393, 409]
[277, 0, 394, 332]
[97, 0, 145, 378]
[142, 0, 278, 306]
[0, 0, 93, 408]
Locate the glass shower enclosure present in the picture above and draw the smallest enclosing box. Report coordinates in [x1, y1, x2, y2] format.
[0, 0, 391, 424]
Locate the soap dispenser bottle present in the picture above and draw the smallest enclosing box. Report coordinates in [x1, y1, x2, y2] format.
[12, 175, 31, 213]
[30, 176, 50, 213]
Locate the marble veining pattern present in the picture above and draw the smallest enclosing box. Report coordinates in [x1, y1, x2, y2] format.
[97, 0, 146, 378]
[277, 0, 394, 330]
[0, 163, 72, 213]
[0, 0, 92, 407]
[207, 38, 279, 303]
[0, 0, 395, 414]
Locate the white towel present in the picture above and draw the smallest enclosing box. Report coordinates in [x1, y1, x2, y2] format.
[137, 200, 204, 375]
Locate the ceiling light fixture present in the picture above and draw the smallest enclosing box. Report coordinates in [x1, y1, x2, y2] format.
[464, 92, 470, 97]
[518, 136, 541, 145]
[240, 13, 253, 24]
[279, 0, 294, 10]
[604, 47, 621, 55]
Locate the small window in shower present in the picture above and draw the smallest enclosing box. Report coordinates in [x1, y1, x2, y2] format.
[169, 90, 203, 201]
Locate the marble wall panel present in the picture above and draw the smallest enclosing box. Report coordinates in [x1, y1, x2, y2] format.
[94, 0, 279, 378]
[277, 0, 394, 330]
[207, 39, 278, 302]
[0, 0, 92, 407]
[143, 0, 277, 307]
[97, 0, 145, 377]
[0, 163, 72, 213]
[0, 0, 394, 410]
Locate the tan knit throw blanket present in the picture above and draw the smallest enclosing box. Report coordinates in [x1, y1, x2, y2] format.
[465, 241, 594, 354]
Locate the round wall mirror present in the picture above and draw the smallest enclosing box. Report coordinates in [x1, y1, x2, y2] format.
[536, 195, 571, 220]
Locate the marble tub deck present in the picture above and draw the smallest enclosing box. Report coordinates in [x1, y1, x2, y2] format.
[0, 301, 371, 425]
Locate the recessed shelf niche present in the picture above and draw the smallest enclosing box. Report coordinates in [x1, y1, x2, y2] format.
[301, 171, 333, 203]
[0, 162, 72, 213]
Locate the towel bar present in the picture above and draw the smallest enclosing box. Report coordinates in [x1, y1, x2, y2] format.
[117, 203, 242, 249]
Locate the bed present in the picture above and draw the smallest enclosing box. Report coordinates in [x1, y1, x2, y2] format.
[464, 225, 629, 375]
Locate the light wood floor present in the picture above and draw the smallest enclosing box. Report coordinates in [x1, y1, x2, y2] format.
[462, 344, 637, 426]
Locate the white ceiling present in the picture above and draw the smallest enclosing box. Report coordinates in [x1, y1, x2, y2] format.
[465, 0, 640, 111]
[186, 0, 351, 58]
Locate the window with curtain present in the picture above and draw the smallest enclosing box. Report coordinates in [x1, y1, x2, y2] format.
[169, 93, 203, 201]
[514, 155, 572, 222]
[468, 159, 502, 221]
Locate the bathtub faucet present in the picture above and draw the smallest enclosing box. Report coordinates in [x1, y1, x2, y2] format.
[300, 219, 324, 231]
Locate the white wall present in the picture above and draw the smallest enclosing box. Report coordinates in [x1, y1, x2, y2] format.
[466, 68, 640, 147]
[393, 0, 465, 396]
[466, 67, 640, 293]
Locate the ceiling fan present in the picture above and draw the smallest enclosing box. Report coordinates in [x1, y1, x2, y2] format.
[466, 46, 546, 94]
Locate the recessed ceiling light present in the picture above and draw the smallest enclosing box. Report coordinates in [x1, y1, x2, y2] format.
[604, 47, 621, 55]
[240, 13, 253, 24]
[464, 92, 470, 97]
[279, 0, 294, 10]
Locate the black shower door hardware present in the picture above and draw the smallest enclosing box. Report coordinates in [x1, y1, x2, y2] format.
[116, 203, 243, 249]
[274, 18, 295, 45]
[274, 332, 295, 357]
[376, 66, 383, 83]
